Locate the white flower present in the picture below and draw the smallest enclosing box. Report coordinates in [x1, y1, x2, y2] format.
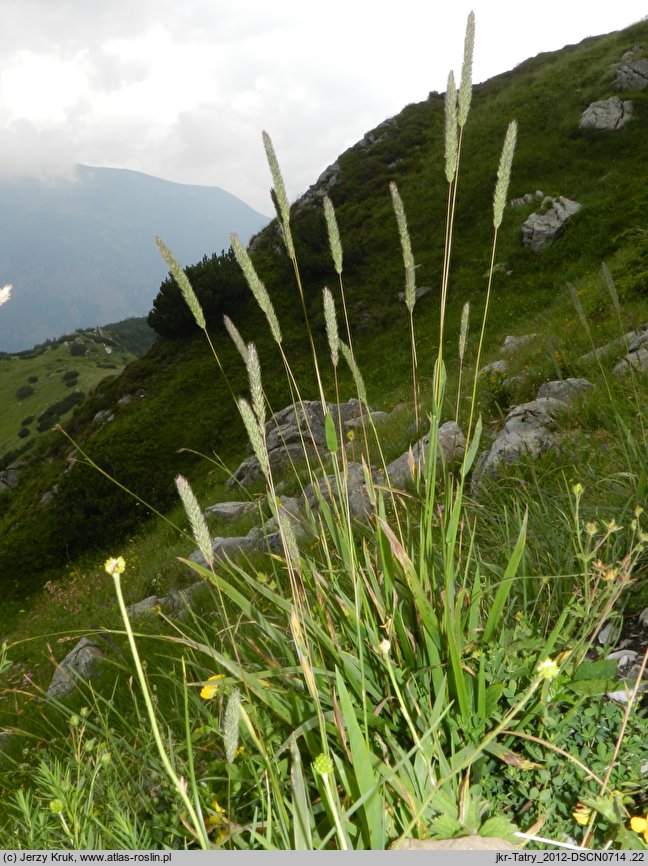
[536, 657, 559, 681]
[0, 285, 12, 307]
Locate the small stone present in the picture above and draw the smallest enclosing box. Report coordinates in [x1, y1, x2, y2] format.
[204, 501, 258, 521]
[597, 621, 614, 644]
[500, 335, 538, 355]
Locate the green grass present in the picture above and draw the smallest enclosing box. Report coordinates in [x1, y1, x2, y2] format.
[1, 15, 648, 851]
[0, 318, 155, 468]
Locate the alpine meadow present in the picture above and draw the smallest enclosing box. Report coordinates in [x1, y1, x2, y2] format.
[2, 13, 648, 851]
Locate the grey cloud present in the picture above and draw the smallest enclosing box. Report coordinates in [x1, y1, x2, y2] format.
[0, 120, 76, 179]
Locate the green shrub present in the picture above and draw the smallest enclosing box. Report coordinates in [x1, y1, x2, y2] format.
[68, 341, 86, 357]
[36, 391, 85, 432]
[15, 385, 34, 400]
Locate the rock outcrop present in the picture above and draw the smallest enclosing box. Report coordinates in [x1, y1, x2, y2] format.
[228, 399, 373, 489]
[298, 161, 342, 208]
[510, 190, 544, 207]
[0, 461, 25, 491]
[204, 500, 260, 521]
[612, 327, 648, 376]
[521, 196, 582, 252]
[579, 97, 633, 131]
[616, 57, 648, 91]
[471, 379, 593, 494]
[385, 421, 466, 489]
[47, 637, 110, 700]
[500, 334, 538, 355]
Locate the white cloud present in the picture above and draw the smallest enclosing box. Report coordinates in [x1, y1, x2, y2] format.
[0, 1, 645, 210]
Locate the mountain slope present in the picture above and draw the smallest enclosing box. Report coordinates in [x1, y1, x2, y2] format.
[1, 19, 648, 595]
[0, 317, 156, 467]
[0, 166, 269, 352]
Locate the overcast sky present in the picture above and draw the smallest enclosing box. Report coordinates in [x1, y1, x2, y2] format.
[0, 1, 645, 215]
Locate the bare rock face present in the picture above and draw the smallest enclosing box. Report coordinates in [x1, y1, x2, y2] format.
[521, 196, 582, 252]
[302, 461, 379, 521]
[298, 160, 342, 208]
[616, 58, 648, 91]
[579, 97, 633, 131]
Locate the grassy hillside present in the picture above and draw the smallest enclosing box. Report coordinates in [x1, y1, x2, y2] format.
[0, 318, 155, 468]
[1, 19, 647, 591]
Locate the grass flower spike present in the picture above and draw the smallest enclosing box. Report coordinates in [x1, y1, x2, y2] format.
[493, 120, 517, 229]
[175, 475, 213, 568]
[156, 238, 206, 330]
[444, 71, 459, 183]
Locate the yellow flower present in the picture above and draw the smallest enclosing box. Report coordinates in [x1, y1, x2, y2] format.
[104, 556, 126, 576]
[200, 674, 224, 700]
[572, 802, 592, 826]
[630, 814, 648, 842]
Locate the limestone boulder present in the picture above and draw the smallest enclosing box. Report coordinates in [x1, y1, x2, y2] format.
[477, 359, 509, 379]
[536, 377, 594, 404]
[579, 327, 646, 364]
[579, 97, 633, 131]
[204, 501, 259, 522]
[613, 328, 648, 376]
[386, 421, 466, 489]
[229, 399, 372, 489]
[47, 638, 107, 700]
[0, 461, 26, 491]
[500, 334, 538, 355]
[302, 462, 379, 521]
[188, 530, 262, 568]
[616, 58, 648, 91]
[471, 398, 567, 494]
[521, 197, 582, 251]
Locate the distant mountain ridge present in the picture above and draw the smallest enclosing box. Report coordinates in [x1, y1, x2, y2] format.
[0, 165, 269, 352]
